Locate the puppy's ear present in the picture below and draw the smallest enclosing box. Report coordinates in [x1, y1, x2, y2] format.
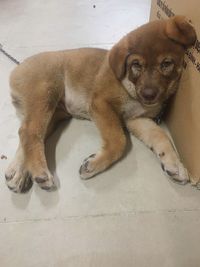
[109, 39, 130, 80]
[165, 16, 197, 48]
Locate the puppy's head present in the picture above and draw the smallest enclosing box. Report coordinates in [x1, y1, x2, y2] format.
[109, 16, 196, 106]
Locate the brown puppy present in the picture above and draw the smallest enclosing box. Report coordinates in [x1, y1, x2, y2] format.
[5, 16, 196, 193]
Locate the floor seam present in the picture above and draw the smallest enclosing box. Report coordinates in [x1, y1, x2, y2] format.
[1, 208, 200, 224]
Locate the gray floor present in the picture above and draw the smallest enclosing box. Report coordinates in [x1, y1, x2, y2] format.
[0, 1, 200, 266]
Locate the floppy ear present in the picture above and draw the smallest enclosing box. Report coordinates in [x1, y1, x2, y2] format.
[109, 38, 130, 80]
[165, 16, 197, 48]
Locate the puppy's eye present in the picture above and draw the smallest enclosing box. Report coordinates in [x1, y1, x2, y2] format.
[160, 59, 174, 75]
[161, 59, 174, 69]
[131, 60, 142, 77]
[132, 60, 142, 69]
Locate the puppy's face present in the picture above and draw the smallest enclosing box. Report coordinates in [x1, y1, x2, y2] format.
[125, 48, 184, 106]
[109, 16, 196, 107]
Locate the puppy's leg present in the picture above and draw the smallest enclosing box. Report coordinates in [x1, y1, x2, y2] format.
[5, 144, 33, 193]
[79, 100, 126, 179]
[6, 103, 70, 193]
[6, 112, 55, 193]
[5, 85, 64, 193]
[46, 101, 71, 138]
[126, 118, 189, 184]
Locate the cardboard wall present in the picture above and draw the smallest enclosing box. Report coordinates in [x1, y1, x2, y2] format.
[150, 0, 200, 183]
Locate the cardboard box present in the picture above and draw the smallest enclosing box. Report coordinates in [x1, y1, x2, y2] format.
[150, 0, 200, 184]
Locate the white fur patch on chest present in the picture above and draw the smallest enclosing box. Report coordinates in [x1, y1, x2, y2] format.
[64, 80, 90, 120]
[122, 99, 146, 120]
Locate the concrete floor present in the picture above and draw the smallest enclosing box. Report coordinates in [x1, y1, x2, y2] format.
[0, 1, 200, 266]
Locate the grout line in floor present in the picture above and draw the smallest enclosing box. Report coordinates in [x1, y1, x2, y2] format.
[1, 208, 200, 225]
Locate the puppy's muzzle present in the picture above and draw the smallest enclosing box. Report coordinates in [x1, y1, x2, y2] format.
[139, 88, 159, 105]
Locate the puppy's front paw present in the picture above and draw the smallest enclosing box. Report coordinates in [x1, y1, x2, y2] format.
[79, 154, 97, 180]
[161, 159, 189, 185]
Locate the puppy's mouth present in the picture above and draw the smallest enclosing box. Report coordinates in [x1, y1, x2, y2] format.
[141, 100, 159, 107]
[137, 88, 162, 107]
[137, 94, 160, 107]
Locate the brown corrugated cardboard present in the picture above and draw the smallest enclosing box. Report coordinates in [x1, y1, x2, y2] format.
[150, 0, 200, 184]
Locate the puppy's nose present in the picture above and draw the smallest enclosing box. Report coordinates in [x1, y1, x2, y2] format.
[141, 88, 158, 101]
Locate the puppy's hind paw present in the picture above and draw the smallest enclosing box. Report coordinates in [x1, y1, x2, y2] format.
[33, 172, 57, 191]
[5, 167, 33, 193]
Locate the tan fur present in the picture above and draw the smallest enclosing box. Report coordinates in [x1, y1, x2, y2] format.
[5, 16, 196, 193]
[126, 118, 188, 184]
